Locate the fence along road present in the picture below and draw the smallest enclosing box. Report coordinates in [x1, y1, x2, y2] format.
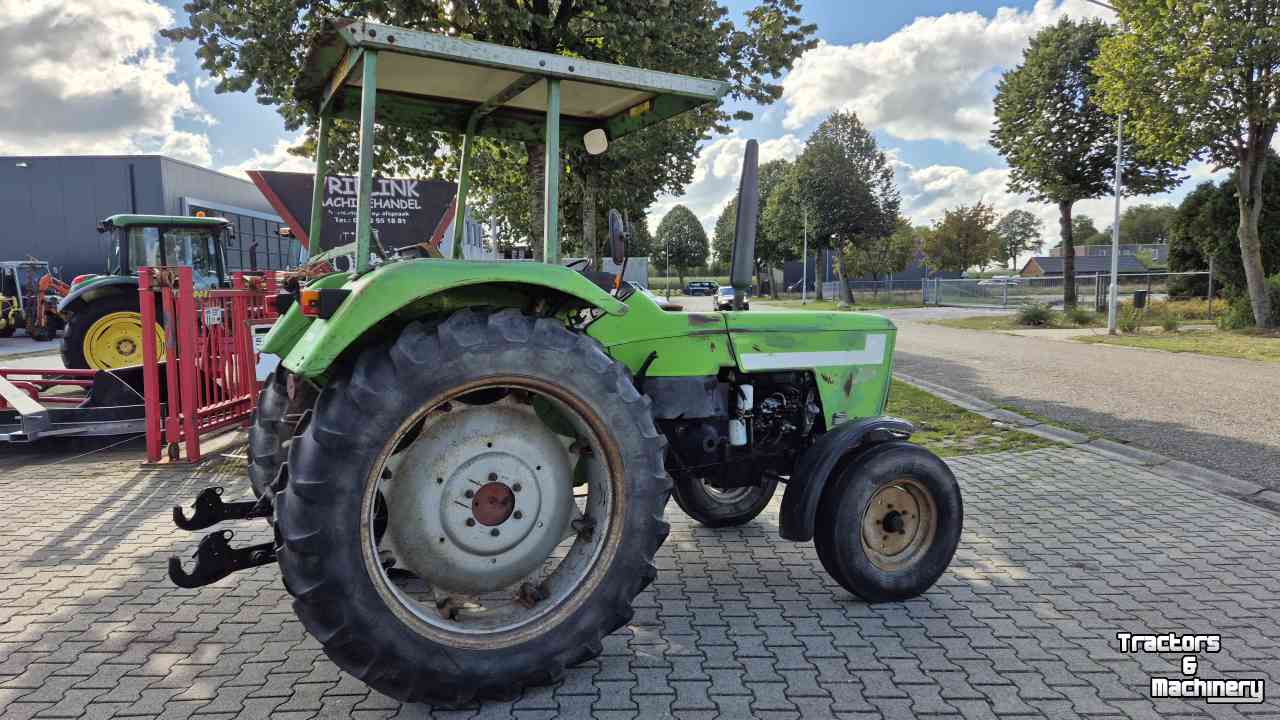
[879, 305, 1279, 489]
[921, 271, 1211, 309]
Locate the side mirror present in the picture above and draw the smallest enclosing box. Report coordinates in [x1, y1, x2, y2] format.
[728, 139, 759, 301]
[607, 209, 627, 266]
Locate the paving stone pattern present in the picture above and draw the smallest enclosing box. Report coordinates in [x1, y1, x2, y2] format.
[1, 443, 1277, 719]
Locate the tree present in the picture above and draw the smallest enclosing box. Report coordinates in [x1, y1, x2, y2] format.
[924, 202, 999, 272]
[166, 0, 817, 259]
[791, 112, 900, 305]
[992, 17, 1181, 307]
[1168, 161, 1280, 297]
[761, 164, 827, 298]
[847, 218, 917, 294]
[1114, 203, 1176, 246]
[654, 205, 710, 289]
[1094, 0, 1280, 327]
[713, 159, 794, 297]
[993, 210, 1045, 269]
[1071, 215, 1105, 247]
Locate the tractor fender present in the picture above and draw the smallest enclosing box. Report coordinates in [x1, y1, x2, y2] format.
[57, 276, 138, 314]
[281, 258, 630, 379]
[778, 416, 915, 542]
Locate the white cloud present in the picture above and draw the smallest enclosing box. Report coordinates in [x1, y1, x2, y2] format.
[781, 0, 1110, 148]
[220, 137, 316, 180]
[0, 0, 212, 164]
[650, 134, 805, 233]
[894, 154, 1230, 262]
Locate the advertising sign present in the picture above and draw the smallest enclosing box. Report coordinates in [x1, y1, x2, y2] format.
[247, 171, 457, 253]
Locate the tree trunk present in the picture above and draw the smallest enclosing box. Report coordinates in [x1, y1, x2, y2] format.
[836, 243, 855, 306]
[582, 181, 597, 268]
[815, 251, 825, 301]
[1237, 136, 1274, 328]
[1058, 200, 1076, 308]
[526, 143, 546, 261]
[770, 266, 779, 299]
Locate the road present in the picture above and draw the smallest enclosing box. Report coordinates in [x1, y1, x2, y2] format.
[872, 306, 1279, 488]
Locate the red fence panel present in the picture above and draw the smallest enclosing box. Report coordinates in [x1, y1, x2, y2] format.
[141, 267, 282, 463]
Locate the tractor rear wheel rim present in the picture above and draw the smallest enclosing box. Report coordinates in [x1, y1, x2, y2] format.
[362, 378, 617, 638]
[860, 477, 937, 572]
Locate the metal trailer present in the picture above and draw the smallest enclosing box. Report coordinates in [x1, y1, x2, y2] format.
[0, 366, 156, 442]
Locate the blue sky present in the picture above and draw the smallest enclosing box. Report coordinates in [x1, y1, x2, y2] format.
[4, 0, 1224, 244]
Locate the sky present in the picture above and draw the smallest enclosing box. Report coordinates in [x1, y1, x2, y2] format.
[0, 0, 1230, 253]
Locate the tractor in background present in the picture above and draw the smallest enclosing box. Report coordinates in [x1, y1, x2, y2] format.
[58, 214, 233, 369]
[0, 260, 66, 341]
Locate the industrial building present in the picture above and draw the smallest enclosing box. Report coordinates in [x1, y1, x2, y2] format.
[0, 155, 301, 281]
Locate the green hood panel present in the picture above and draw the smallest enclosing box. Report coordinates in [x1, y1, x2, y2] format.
[281, 259, 629, 377]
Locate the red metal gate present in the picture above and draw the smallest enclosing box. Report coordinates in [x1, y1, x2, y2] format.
[140, 267, 282, 463]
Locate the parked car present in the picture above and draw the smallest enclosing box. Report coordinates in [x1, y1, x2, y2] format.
[685, 280, 717, 296]
[714, 285, 749, 310]
[977, 276, 1021, 287]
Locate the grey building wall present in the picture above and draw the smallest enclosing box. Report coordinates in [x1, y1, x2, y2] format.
[0, 155, 284, 280]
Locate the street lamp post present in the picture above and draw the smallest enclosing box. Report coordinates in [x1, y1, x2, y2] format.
[1083, 0, 1125, 334]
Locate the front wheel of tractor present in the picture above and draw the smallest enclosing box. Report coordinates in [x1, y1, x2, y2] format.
[814, 441, 962, 603]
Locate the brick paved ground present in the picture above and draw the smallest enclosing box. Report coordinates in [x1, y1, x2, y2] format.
[1, 440, 1277, 719]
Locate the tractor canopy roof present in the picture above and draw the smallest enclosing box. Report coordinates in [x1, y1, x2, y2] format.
[297, 18, 730, 146]
[98, 214, 231, 232]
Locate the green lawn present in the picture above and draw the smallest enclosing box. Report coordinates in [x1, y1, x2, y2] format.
[1075, 328, 1280, 363]
[886, 379, 1058, 457]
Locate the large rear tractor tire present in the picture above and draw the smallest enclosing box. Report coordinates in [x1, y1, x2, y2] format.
[814, 442, 962, 603]
[672, 474, 777, 527]
[248, 370, 317, 499]
[60, 294, 162, 370]
[275, 309, 671, 705]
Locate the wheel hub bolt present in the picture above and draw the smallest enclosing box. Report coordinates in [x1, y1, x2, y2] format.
[490, 528, 500, 537]
[513, 483, 522, 492]
[514, 511, 523, 520]
[465, 518, 476, 527]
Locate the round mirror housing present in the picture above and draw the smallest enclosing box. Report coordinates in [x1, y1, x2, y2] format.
[607, 209, 627, 265]
[584, 128, 609, 156]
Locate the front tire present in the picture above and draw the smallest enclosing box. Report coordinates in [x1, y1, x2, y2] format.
[276, 309, 671, 705]
[672, 475, 777, 527]
[814, 442, 962, 603]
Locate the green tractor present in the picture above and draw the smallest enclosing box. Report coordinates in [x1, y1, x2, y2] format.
[168, 19, 963, 706]
[58, 214, 232, 369]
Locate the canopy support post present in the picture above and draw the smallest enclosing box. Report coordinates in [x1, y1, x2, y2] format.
[543, 78, 561, 265]
[355, 50, 379, 273]
[452, 124, 476, 259]
[307, 113, 331, 251]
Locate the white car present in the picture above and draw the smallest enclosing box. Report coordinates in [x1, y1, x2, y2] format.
[977, 276, 1021, 287]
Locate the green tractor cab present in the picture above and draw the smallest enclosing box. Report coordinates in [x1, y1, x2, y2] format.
[58, 214, 233, 369]
[168, 18, 963, 707]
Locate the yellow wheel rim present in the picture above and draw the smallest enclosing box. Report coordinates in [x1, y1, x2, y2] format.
[83, 311, 164, 369]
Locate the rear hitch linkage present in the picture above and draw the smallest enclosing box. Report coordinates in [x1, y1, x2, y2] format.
[168, 530, 276, 588]
[167, 486, 278, 588]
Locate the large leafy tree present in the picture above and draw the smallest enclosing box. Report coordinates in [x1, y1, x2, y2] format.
[1168, 161, 1280, 295]
[992, 17, 1180, 307]
[924, 202, 999, 272]
[165, 0, 816, 258]
[654, 205, 710, 288]
[761, 164, 827, 298]
[1094, 0, 1280, 326]
[790, 111, 900, 305]
[993, 209, 1045, 269]
[712, 159, 794, 297]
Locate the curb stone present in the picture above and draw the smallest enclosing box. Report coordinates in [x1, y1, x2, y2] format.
[892, 371, 1273, 510]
